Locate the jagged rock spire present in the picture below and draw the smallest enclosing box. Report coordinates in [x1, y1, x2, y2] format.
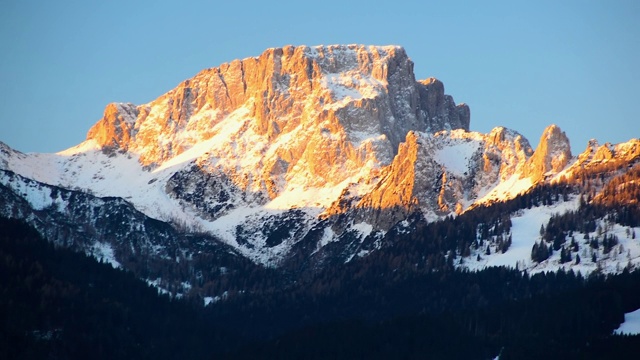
[523, 125, 571, 183]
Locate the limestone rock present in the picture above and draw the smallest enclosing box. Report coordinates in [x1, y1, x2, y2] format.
[523, 125, 571, 183]
[417, 78, 470, 132]
[85, 45, 470, 171]
[339, 127, 534, 229]
[86, 103, 138, 153]
[568, 138, 640, 177]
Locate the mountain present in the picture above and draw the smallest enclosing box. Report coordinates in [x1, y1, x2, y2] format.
[2, 44, 640, 359]
[1, 44, 639, 293]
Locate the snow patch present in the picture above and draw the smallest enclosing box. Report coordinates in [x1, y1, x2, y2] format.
[319, 227, 337, 248]
[90, 242, 121, 269]
[204, 291, 229, 306]
[351, 222, 373, 240]
[614, 308, 640, 335]
[204, 296, 220, 306]
[146, 279, 171, 296]
[433, 140, 478, 176]
[476, 175, 533, 205]
[462, 197, 579, 272]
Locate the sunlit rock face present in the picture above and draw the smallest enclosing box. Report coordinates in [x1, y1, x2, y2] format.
[70, 46, 601, 236]
[86, 103, 139, 153]
[522, 125, 572, 183]
[342, 127, 535, 228]
[86, 45, 470, 204]
[573, 138, 640, 167]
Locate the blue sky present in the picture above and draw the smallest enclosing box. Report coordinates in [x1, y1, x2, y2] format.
[1, 0, 638, 154]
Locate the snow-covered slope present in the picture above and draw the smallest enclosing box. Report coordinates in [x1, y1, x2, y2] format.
[461, 196, 640, 275]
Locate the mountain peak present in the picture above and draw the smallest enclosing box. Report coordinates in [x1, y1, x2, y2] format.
[541, 124, 563, 139]
[84, 44, 470, 170]
[86, 102, 138, 153]
[523, 124, 571, 182]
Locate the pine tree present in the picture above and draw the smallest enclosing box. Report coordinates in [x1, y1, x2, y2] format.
[531, 241, 550, 263]
[560, 247, 572, 264]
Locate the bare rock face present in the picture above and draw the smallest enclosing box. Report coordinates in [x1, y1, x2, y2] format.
[85, 45, 469, 168]
[478, 126, 533, 185]
[523, 125, 571, 183]
[569, 138, 640, 176]
[338, 127, 534, 229]
[83, 44, 473, 219]
[86, 103, 139, 153]
[357, 131, 422, 211]
[417, 78, 470, 132]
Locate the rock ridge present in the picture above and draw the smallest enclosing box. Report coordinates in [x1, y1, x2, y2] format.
[86, 44, 470, 169]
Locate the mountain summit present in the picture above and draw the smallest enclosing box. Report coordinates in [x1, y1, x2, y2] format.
[1, 44, 638, 269]
[87, 45, 469, 168]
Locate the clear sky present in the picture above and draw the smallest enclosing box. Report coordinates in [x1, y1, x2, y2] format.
[1, 0, 638, 154]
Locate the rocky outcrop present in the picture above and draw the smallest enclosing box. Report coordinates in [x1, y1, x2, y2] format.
[523, 125, 571, 183]
[567, 138, 640, 178]
[417, 78, 470, 132]
[347, 131, 425, 229]
[86, 103, 139, 153]
[356, 131, 422, 211]
[329, 127, 535, 230]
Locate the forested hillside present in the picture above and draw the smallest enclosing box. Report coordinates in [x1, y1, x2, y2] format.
[0, 218, 236, 360]
[2, 216, 640, 359]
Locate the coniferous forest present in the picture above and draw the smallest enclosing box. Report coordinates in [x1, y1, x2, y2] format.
[1, 162, 640, 360]
[2, 213, 640, 359]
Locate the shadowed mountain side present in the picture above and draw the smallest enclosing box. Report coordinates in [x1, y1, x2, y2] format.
[0, 169, 256, 293]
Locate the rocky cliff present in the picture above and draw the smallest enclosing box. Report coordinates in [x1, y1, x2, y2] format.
[87, 45, 469, 168]
[523, 125, 571, 183]
[83, 45, 474, 236]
